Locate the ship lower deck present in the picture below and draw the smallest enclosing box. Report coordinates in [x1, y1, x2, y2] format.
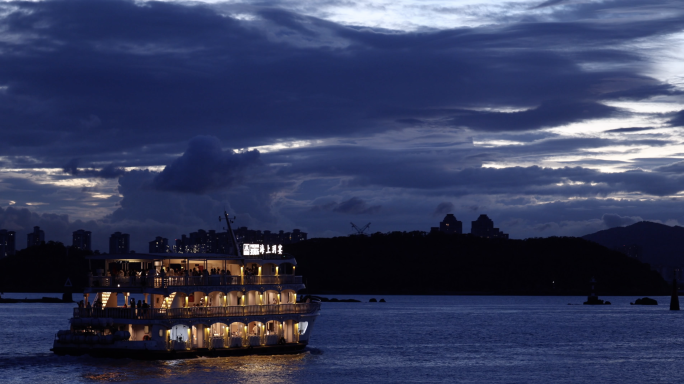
[53, 306, 319, 360]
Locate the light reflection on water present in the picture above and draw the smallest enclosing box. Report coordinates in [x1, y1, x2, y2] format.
[72, 354, 309, 383]
[2, 295, 684, 383]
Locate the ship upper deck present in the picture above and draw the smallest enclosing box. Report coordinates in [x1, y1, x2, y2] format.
[84, 251, 302, 293]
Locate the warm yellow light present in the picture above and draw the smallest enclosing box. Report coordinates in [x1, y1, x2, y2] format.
[275, 266, 279, 275]
[258, 267, 261, 276]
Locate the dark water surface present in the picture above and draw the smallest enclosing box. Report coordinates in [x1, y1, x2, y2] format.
[1, 294, 683, 383]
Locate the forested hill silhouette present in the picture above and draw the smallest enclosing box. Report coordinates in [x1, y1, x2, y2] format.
[0, 233, 667, 295]
[285, 232, 668, 295]
[0, 241, 91, 292]
[582, 221, 684, 266]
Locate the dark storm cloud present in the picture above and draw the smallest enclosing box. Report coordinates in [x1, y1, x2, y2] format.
[446, 101, 620, 132]
[0, 206, 65, 232]
[273, 144, 684, 196]
[530, 0, 568, 9]
[602, 213, 642, 228]
[0, 177, 111, 213]
[105, 136, 285, 243]
[549, 0, 684, 25]
[654, 161, 684, 174]
[151, 136, 261, 194]
[605, 127, 656, 133]
[0, 205, 101, 248]
[433, 202, 454, 216]
[333, 197, 381, 215]
[670, 110, 684, 127]
[63, 158, 126, 179]
[310, 197, 381, 215]
[275, 138, 630, 183]
[0, 0, 679, 166]
[103, 167, 292, 249]
[492, 137, 670, 157]
[0, 203, 200, 252]
[435, 167, 684, 197]
[617, 157, 684, 171]
[110, 169, 216, 224]
[0, 0, 682, 245]
[557, 159, 629, 166]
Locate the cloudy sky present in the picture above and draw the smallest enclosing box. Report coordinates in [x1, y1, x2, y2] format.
[0, 0, 683, 251]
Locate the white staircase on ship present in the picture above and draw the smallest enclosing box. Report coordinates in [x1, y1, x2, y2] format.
[99, 292, 112, 307]
[163, 292, 176, 309]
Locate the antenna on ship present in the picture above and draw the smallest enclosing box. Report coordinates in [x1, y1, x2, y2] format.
[350, 222, 371, 236]
[220, 210, 242, 257]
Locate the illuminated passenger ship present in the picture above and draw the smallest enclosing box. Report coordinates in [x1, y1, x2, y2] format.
[51, 212, 320, 359]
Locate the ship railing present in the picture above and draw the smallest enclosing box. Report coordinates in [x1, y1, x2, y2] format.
[72, 302, 321, 320]
[89, 276, 147, 288]
[88, 275, 302, 288]
[89, 276, 112, 288]
[238, 275, 302, 286]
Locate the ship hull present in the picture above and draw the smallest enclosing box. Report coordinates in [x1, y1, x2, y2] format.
[51, 341, 308, 360]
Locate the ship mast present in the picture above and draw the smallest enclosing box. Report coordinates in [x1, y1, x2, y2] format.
[221, 210, 242, 257]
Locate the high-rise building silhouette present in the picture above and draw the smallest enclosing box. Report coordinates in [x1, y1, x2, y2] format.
[291, 229, 307, 242]
[27, 226, 45, 248]
[234, 227, 308, 245]
[439, 214, 463, 234]
[471, 214, 508, 239]
[72, 229, 92, 251]
[109, 232, 130, 254]
[0, 229, 16, 257]
[149, 236, 169, 253]
[172, 226, 307, 254]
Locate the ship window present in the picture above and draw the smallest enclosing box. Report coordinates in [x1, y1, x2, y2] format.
[159, 330, 163, 337]
[299, 321, 308, 335]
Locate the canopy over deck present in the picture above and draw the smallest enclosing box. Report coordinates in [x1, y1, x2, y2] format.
[86, 253, 238, 261]
[85, 253, 296, 264]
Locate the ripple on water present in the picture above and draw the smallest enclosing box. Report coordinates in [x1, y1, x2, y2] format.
[2, 295, 684, 383]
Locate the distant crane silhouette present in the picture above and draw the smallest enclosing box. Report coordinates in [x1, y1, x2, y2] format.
[350, 222, 371, 235]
